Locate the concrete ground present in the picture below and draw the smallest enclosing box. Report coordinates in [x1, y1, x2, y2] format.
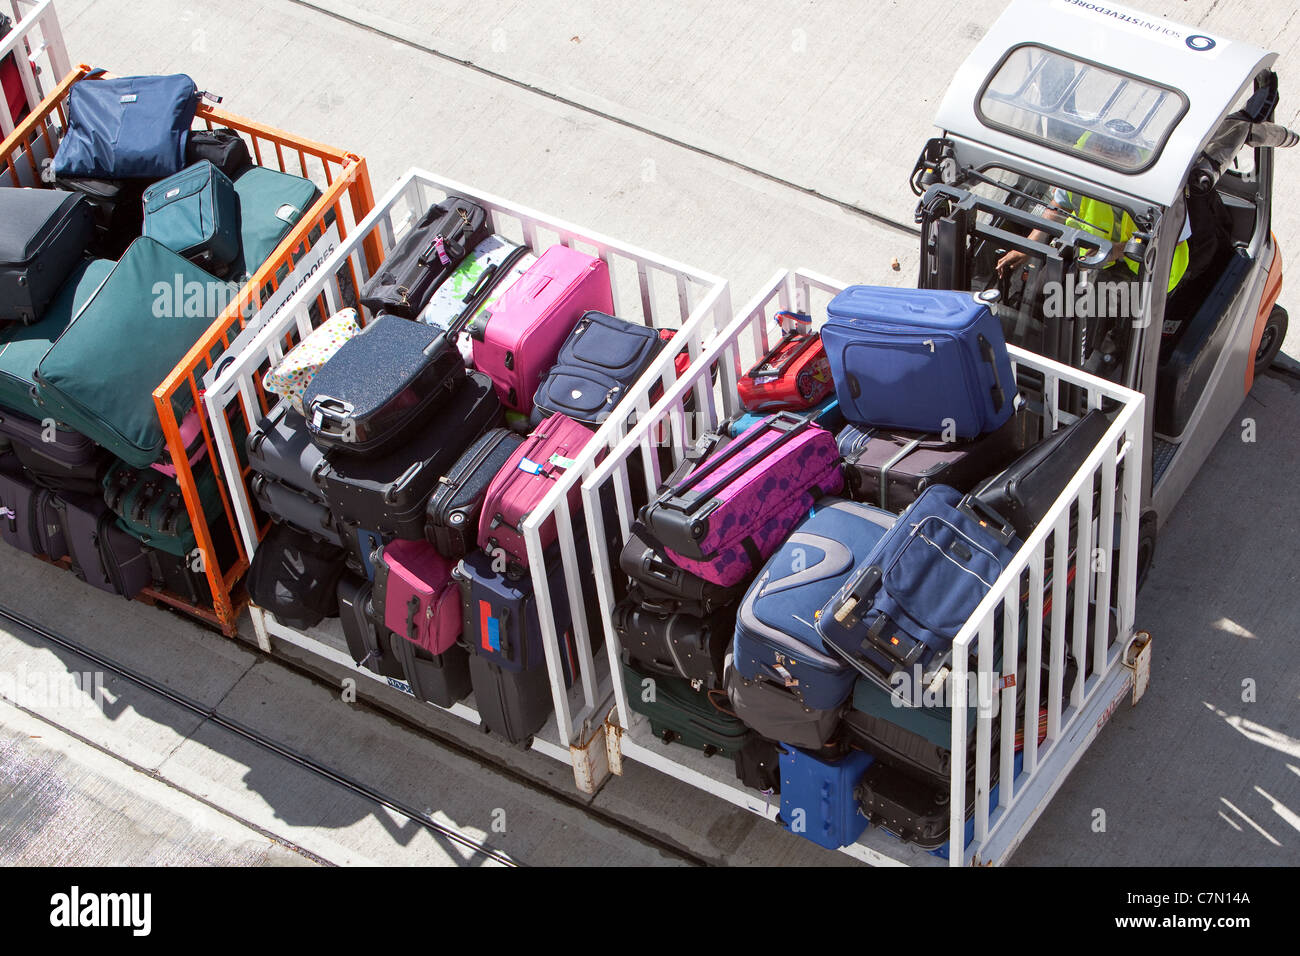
[1, 0, 1298, 865]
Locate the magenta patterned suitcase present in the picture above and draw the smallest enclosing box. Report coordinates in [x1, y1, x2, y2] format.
[372, 538, 462, 656]
[469, 245, 614, 414]
[642, 412, 843, 587]
[477, 412, 596, 572]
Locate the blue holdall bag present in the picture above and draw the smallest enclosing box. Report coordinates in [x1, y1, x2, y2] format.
[53, 71, 204, 180]
[821, 286, 1016, 439]
[816, 484, 1020, 697]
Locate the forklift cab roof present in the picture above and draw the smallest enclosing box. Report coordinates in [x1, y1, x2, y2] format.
[935, 0, 1276, 207]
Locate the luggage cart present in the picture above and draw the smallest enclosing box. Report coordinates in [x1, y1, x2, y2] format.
[0, 0, 69, 140]
[581, 268, 1153, 865]
[203, 168, 731, 792]
[0, 64, 379, 637]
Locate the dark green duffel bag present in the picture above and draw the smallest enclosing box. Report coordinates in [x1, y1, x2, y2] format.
[102, 457, 225, 557]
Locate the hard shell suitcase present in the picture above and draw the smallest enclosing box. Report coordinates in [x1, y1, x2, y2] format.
[971, 409, 1111, 539]
[612, 598, 734, 689]
[372, 538, 462, 656]
[228, 165, 321, 280]
[0, 406, 106, 497]
[385, 628, 473, 707]
[303, 313, 465, 456]
[34, 237, 228, 468]
[360, 195, 490, 319]
[622, 660, 751, 758]
[0, 458, 66, 558]
[471, 245, 614, 413]
[817, 486, 1020, 696]
[467, 650, 560, 745]
[838, 410, 1025, 512]
[724, 654, 845, 751]
[185, 128, 252, 180]
[732, 499, 896, 713]
[52, 492, 152, 598]
[530, 310, 666, 426]
[320, 370, 502, 540]
[778, 746, 873, 850]
[822, 286, 1016, 438]
[0, 188, 94, 325]
[54, 177, 146, 259]
[415, 233, 531, 333]
[337, 574, 404, 680]
[246, 402, 327, 494]
[736, 321, 835, 412]
[261, 309, 361, 415]
[477, 412, 595, 572]
[246, 522, 346, 628]
[0, 257, 115, 415]
[619, 526, 744, 616]
[641, 412, 843, 588]
[142, 160, 240, 275]
[424, 427, 525, 561]
[251, 472, 341, 546]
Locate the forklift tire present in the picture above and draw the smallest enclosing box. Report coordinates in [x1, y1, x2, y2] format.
[1135, 510, 1158, 594]
[1253, 305, 1288, 380]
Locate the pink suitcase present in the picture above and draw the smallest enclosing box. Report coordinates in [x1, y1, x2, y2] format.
[477, 412, 596, 571]
[151, 407, 208, 477]
[374, 538, 462, 655]
[470, 245, 614, 414]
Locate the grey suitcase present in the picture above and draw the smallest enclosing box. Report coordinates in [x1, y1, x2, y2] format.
[250, 472, 341, 546]
[52, 492, 152, 598]
[246, 402, 327, 494]
[0, 188, 95, 325]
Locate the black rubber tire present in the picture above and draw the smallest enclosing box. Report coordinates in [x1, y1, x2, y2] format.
[1253, 305, 1288, 380]
[1135, 510, 1158, 594]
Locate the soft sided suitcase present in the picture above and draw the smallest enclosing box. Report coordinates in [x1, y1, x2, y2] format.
[302, 313, 465, 456]
[360, 195, 490, 319]
[530, 310, 666, 426]
[416, 234, 532, 333]
[251, 472, 341, 546]
[838, 410, 1025, 512]
[641, 412, 843, 588]
[737, 320, 835, 412]
[246, 522, 346, 628]
[54, 177, 147, 259]
[0, 457, 65, 558]
[101, 459, 225, 557]
[424, 426, 524, 560]
[372, 538, 462, 656]
[818, 485, 1019, 695]
[732, 499, 896, 715]
[320, 370, 502, 540]
[34, 237, 229, 468]
[337, 574, 404, 680]
[778, 746, 873, 850]
[0, 406, 106, 497]
[613, 598, 734, 689]
[0, 188, 94, 324]
[822, 286, 1015, 439]
[53, 72, 200, 180]
[228, 165, 321, 279]
[51, 492, 152, 598]
[385, 627, 473, 707]
[477, 412, 595, 572]
[622, 660, 751, 759]
[619, 527, 744, 617]
[261, 309, 360, 415]
[471, 245, 614, 413]
[725, 657, 845, 752]
[246, 402, 327, 494]
[142, 160, 240, 275]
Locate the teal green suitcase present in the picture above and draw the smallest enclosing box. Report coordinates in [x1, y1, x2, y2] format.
[34, 237, 229, 468]
[0, 258, 114, 415]
[229, 165, 321, 280]
[102, 458, 225, 557]
[621, 660, 751, 758]
[142, 160, 240, 277]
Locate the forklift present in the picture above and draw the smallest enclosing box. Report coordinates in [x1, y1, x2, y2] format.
[909, 0, 1292, 587]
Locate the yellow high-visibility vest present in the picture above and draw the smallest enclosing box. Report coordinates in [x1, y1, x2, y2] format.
[1066, 195, 1188, 294]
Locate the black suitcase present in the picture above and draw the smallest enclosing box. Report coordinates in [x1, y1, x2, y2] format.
[467, 650, 557, 745]
[0, 188, 95, 325]
[612, 597, 734, 688]
[0, 407, 107, 496]
[839, 410, 1025, 512]
[388, 630, 473, 708]
[319, 371, 502, 540]
[733, 735, 782, 794]
[51, 492, 152, 598]
[303, 314, 467, 456]
[424, 426, 524, 560]
[618, 526, 744, 617]
[359, 195, 490, 319]
[337, 574, 405, 680]
[54, 176, 148, 260]
[145, 547, 210, 604]
[246, 402, 327, 494]
[246, 522, 347, 628]
[856, 760, 964, 851]
[0, 457, 66, 559]
[185, 128, 252, 180]
[250, 472, 342, 546]
[971, 409, 1111, 539]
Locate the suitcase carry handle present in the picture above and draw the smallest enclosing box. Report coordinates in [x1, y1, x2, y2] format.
[307, 397, 354, 439]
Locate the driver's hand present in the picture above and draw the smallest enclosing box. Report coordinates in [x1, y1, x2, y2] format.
[997, 249, 1027, 275]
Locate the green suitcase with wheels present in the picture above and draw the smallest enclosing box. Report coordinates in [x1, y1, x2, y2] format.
[621, 660, 751, 758]
[101, 458, 226, 557]
[228, 165, 322, 281]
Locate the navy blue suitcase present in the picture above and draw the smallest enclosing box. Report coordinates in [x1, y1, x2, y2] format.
[821, 287, 1015, 439]
[530, 311, 666, 426]
[778, 745, 874, 850]
[817, 485, 1020, 696]
[0, 455, 65, 558]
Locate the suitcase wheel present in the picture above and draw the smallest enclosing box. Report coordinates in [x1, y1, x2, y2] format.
[661, 729, 679, 744]
[702, 744, 719, 758]
[796, 371, 816, 401]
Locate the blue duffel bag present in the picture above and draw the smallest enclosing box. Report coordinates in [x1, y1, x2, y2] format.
[821, 286, 1016, 439]
[816, 484, 1020, 697]
[53, 71, 201, 180]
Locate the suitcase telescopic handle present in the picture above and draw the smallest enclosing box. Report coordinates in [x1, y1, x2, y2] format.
[660, 411, 810, 513]
[978, 334, 1007, 413]
[744, 328, 819, 380]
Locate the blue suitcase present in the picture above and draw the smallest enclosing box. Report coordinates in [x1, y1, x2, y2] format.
[817, 485, 1020, 696]
[821, 286, 1015, 438]
[778, 745, 873, 850]
[530, 310, 666, 427]
[142, 160, 241, 276]
[725, 395, 843, 438]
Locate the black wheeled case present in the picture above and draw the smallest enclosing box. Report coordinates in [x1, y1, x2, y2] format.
[612, 597, 734, 688]
[0, 188, 95, 325]
[250, 472, 342, 546]
[424, 426, 524, 560]
[388, 631, 472, 708]
[0, 456, 66, 559]
[466, 651, 557, 745]
[246, 402, 327, 494]
[337, 574, 405, 680]
[618, 526, 744, 617]
[320, 371, 502, 540]
[0, 406, 107, 496]
[51, 492, 152, 598]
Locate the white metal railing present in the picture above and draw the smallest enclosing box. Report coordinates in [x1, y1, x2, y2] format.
[0, 0, 69, 141]
[203, 167, 731, 759]
[582, 267, 1146, 866]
